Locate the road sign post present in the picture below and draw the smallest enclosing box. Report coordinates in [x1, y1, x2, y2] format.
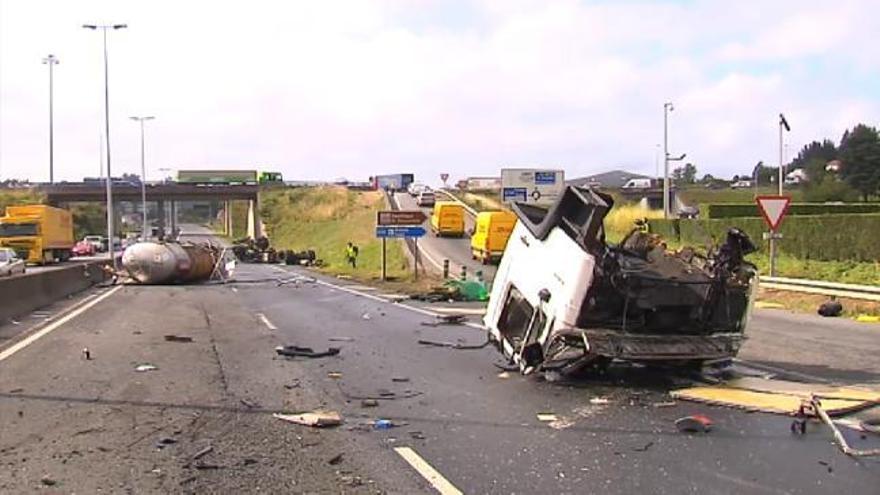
[376, 211, 428, 280]
[756, 195, 792, 277]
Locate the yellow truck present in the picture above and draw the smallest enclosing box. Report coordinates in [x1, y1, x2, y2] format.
[430, 202, 465, 237]
[0, 205, 74, 264]
[470, 210, 516, 264]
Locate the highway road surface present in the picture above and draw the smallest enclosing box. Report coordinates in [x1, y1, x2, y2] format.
[392, 191, 497, 281]
[2, 250, 879, 492]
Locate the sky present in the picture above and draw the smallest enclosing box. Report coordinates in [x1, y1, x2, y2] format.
[1, 0, 878, 185]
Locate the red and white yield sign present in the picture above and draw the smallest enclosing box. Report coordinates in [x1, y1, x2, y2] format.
[756, 195, 792, 231]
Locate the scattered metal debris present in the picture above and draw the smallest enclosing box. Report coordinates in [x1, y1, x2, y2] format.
[810, 397, 880, 457]
[156, 437, 178, 449]
[633, 441, 654, 452]
[675, 414, 713, 433]
[192, 446, 214, 460]
[417, 337, 490, 350]
[135, 364, 158, 372]
[82, 347, 91, 360]
[164, 335, 194, 343]
[652, 401, 677, 408]
[420, 314, 467, 327]
[409, 431, 426, 440]
[328, 337, 355, 342]
[275, 345, 341, 359]
[327, 372, 343, 379]
[590, 397, 610, 405]
[536, 413, 558, 422]
[374, 419, 397, 429]
[328, 453, 344, 465]
[362, 313, 372, 320]
[497, 371, 510, 379]
[391, 377, 410, 383]
[361, 399, 379, 408]
[273, 411, 343, 428]
[40, 476, 57, 486]
[240, 398, 259, 409]
[284, 379, 302, 389]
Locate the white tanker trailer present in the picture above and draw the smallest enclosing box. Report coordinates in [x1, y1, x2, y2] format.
[121, 242, 228, 284]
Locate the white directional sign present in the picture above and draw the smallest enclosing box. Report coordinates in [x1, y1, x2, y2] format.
[500, 168, 565, 206]
[756, 195, 791, 231]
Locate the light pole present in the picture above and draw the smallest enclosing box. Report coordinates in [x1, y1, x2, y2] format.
[778, 113, 790, 195]
[663, 102, 686, 218]
[42, 54, 59, 183]
[83, 23, 127, 268]
[130, 116, 154, 240]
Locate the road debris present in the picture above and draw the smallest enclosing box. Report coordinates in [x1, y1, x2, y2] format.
[156, 437, 178, 449]
[328, 337, 355, 342]
[417, 337, 490, 350]
[327, 453, 344, 465]
[240, 398, 259, 409]
[273, 411, 343, 428]
[373, 419, 397, 429]
[408, 431, 426, 440]
[536, 413, 558, 422]
[818, 298, 843, 317]
[327, 372, 343, 379]
[275, 345, 341, 359]
[192, 446, 214, 460]
[361, 399, 379, 408]
[809, 396, 880, 457]
[40, 476, 57, 486]
[652, 401, 677, 408]
[135, 364, 158, 372]
[672, 377, 880, 416]
[420, 314, 467, 327]
[633, 441, 654, 452]
[675, 414, 713, 433]
[590, 397, 610, 405]
[362, 313, 372, 320]
[82, 347, 91, 360]
[164, 335, 194, 343]
[549, 417, 576, 430]
[497, 371, 510, 379]
[391, 377, 410, 383]
[284, 379, 302, 389]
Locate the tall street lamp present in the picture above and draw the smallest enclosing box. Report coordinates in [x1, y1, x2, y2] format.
[130, 116, 154, 240]
[663, 102, 686, 219]
[778, 113, 791, 195]
[83, 23, 127, 268]
[42, 54, 59, 183]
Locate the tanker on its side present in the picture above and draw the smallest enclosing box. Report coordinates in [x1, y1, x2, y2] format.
[122, 241, 229, 284]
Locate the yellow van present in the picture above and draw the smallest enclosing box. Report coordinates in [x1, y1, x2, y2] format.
[430, 202, 465, 237]
[470, 210, 516, 264]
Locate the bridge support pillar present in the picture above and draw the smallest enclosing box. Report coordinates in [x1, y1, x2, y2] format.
[246, 196, 262, 239]
[156, 200, 166, 240]
[170, 201, 178, 238]
[224, 201, 232, 236]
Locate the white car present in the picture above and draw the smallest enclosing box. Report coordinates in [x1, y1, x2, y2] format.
[730, 180, 752, 189]
[417, 191, 436, 207]
[0, 248, 26, 277]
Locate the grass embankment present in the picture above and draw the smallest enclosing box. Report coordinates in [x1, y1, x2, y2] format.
[678, 185, 804, 206]
[261, 186, 413, 281]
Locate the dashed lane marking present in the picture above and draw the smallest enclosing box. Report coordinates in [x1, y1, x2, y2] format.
[0, 285, 123, 363]
[394, 446, 464, 495]
[256, 313, 277, 330]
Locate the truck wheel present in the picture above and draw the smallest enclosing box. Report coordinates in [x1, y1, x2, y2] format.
[59, 250, 71, 262]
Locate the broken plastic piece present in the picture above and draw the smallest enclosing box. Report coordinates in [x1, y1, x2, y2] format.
[135, 364, 158, 372]
[273, 411, 342, 428]
[536, 413, 558, 422]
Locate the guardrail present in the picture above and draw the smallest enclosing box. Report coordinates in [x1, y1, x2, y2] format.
[435, 189, 479, 217]
[760, 276, 880, 302]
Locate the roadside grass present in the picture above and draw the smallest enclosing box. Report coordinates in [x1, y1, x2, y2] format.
[0, 189, 44, 214]
[757, 288, 880, 318]
[750, 253, 880, 285]
[260, 187, 412, 281]
[604, 204, 665, 243]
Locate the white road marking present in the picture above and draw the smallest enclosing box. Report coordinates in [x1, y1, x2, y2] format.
[0, 285, 123, 363]
[394, 446, 463, 495]
[256, 313, 277, 330]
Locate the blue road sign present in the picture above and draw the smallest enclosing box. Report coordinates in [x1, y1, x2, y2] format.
[376, 226, 427, 238]
[502, 187, 527, 202]
[534, 171, 557, 185]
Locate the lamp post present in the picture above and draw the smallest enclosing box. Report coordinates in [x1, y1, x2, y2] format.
[83, 23, 127, 268]
[130, 116, 154, 240]
[778, 113, 791, 195]
[663, 102, 686, 218]
[42, 54, 59, 183]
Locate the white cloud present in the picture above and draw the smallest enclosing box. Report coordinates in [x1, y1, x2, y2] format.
[1, 0, 878, 185]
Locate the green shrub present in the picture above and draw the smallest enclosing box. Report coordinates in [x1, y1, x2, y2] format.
[705, 202, 880, 219]
[650, 213, 880, 262]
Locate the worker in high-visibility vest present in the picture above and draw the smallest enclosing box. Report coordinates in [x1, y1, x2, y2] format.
[345, 242, 359, 269]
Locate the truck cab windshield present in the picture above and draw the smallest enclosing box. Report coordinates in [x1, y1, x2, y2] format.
[0, 223, 38, 237]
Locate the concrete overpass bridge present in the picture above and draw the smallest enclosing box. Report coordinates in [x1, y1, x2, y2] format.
[41, 182, 263, 238]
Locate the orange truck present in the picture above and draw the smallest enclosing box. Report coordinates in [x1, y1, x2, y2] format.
[0, 205, 74, 264]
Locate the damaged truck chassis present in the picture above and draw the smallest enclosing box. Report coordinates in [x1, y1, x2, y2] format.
[484, 186, 759, 374]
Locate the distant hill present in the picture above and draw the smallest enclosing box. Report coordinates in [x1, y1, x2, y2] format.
[567, 169, 650, 189]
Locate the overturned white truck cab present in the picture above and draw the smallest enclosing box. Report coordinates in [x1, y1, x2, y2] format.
[484, 186, 759, 374]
